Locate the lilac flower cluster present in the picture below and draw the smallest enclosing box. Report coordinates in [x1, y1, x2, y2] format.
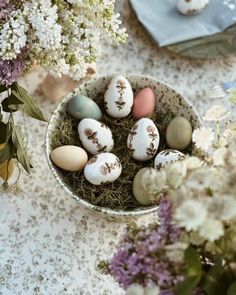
[109, 197, 184, 294]
[0, 53, 26, 86]
[0, 0, 14, 19]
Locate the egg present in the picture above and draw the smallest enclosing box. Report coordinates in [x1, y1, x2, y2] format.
[133, 167, 158, 205]
[78, 118, 114, 155]
[127, 118, 160, 161]
[84, 152, 122, 185]
[50, 145, 88, 171]
[132, 87, 156, 119]
[67, 95, 102, 120]
[104, 75, 133, 118]
[166, 116, 192, 150]
[154, 149, 185, 170]
[177, 0, 209, 16]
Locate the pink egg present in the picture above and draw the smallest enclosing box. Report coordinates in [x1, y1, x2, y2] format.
[132, 87, 156, 119]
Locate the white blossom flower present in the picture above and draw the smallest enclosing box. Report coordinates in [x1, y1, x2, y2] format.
[198, 218, 224, 242]
[184, 157, 203, 170]
[213, 147, 227, 166]
[126, 284, 144, 295]
[165, 161, 186, 189]
[208, 195, 236, 221]
[0, 11, 28, 60]
[203, 105, 231, 122]
[165, 242, 188, 263]
[192, 127, 214, 151]
[185, 167, 216, 192]
[144, 286, 160, 295]
[174, 199, 207, 231]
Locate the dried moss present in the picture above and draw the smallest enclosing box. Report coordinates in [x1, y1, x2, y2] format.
[50, 91, 192, 211]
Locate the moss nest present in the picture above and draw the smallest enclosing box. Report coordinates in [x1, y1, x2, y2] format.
[50, 90, 193, 211]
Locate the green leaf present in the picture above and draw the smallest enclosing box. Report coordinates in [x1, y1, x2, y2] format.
[203, 266, 235, 295]
[1, 94, 23, 112]
[167, 24, 236, 59]
[228, 282, 236, 295]
[11, 82, 47, 122]
[0, 121, 7, 144]
[11, 125, 31, 173]
[0, 84, 8, 93]
[176, 275, 201, 295]
[0, 123, 15, 163]
[228, 89, 236, 104]
[185, 247, 202, 276]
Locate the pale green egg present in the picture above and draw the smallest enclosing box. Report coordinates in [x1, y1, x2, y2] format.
[67, 95, 102, 120]
[166, 116, 192, 150]
[133, 167, 158, 206]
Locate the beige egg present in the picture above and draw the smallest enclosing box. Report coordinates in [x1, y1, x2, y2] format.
[50, 145, 88, 171]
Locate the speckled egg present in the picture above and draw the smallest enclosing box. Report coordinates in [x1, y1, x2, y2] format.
[154, 149, 185, 170]
[127, 118, 160, 161]
[78, 118, 114, 155]
[50, 145, 88, 171]
[132, 87, 156, 119]
[104, 75, 133, 118]
[84, 153, 122, 185]
[133, 167, 158, 205]
[177, 0, 209, 16]
[67, 95, 102, 120]
[166, 116, 192, 150]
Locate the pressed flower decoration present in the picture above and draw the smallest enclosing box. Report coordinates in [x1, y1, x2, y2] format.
[99, 102, 236, 295]
[0, 0, 127, 187]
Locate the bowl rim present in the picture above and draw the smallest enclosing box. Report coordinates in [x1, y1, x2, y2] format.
[45, 74, 202, 217]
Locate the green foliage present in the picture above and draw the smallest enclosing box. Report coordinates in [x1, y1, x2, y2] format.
[0, 82, 46, 174]
[11, 82, 46, 121]
[203, 265, 235, 295]
[228, 89, 236, 104]
[228, 282, 236, 295]
[175, 247, 202, 295]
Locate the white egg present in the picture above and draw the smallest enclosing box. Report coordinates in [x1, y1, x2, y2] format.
[177, 0, 209, 15]
[50, 145, 88, 171]
[154, 149, 185, 170]
[78, 118, 114, 155]
[84, 153, 122, 185]
[104, 75, 133, 118]
[127, 118, 160, 161]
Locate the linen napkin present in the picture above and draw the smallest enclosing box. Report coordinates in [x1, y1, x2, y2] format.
[130, 0, 236, 46]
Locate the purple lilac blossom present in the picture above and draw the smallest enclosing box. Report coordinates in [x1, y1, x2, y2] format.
[0, 54, 26, 86]
[0, 0, 14, 19]
[109, 197, 184, 291]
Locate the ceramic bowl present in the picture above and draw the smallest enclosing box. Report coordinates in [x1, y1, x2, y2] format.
[45, 75, 201, 218]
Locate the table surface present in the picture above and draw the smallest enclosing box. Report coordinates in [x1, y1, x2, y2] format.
[1, 1, 236, 295]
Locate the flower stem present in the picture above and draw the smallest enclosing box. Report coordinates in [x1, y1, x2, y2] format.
[216, 121, 221, 143]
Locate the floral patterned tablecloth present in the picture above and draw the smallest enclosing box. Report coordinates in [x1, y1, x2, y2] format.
[1, 1, 236, 294]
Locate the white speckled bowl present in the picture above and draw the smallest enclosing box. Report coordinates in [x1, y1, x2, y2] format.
[45, 75, 201, 218]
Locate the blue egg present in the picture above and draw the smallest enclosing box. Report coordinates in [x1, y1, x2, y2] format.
[67, 95, 102, 120]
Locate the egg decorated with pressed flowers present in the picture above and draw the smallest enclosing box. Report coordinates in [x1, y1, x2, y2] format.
[154, 149, 185, 170]
[133, 167, 158, 205]
[104, 75, 133, 118]
[127, 118, 160, 161]
[78, 118, 114, 155]
[67, 95, 102, 120]
[84, 153, 122, 185]
[166, 116, 192, 150]
[50, 145, 88, 171]
[177, 0, 209, 16]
